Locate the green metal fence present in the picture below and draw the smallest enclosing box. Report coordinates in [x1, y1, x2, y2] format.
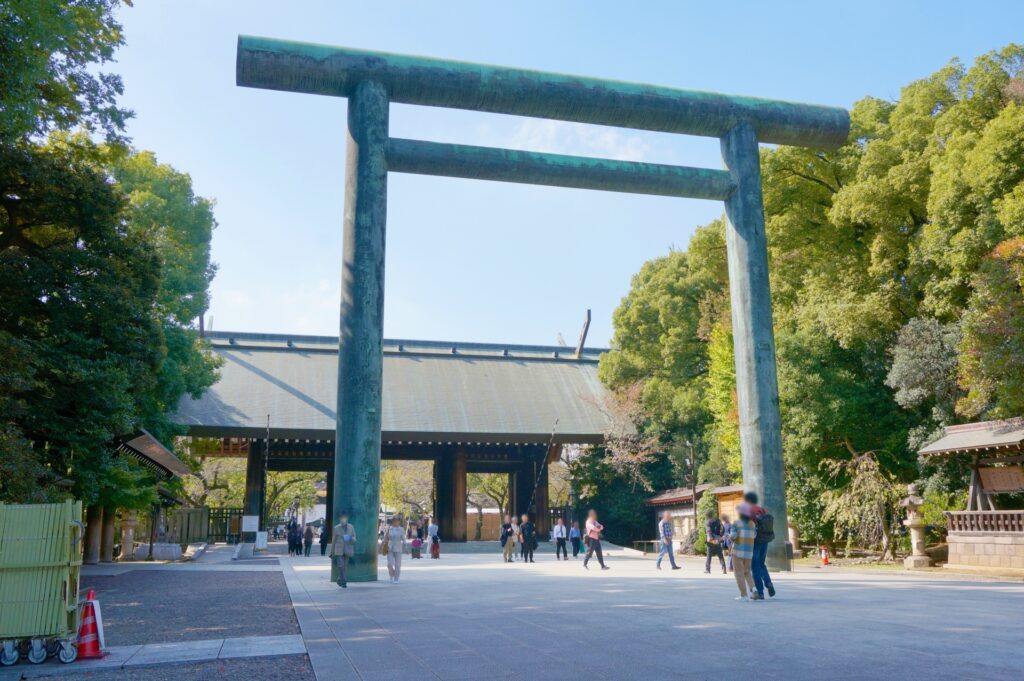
[0, 500, 83, 640]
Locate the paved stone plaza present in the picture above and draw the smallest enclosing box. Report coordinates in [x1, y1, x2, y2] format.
[5, 544, 1022, 680]
[284, 548, 1024, 681]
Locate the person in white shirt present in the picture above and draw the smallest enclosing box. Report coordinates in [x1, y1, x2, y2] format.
[428, 519, 440, 559]
[552, 518, 569, 560]
[385, 516, 406, 583]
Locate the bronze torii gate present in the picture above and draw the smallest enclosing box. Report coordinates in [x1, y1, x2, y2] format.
[236, 36, 849, 580]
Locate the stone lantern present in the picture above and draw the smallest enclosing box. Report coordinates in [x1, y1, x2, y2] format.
[900, 484, 931, 568]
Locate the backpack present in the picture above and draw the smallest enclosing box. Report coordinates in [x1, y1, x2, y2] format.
[754, 511, 775, 543]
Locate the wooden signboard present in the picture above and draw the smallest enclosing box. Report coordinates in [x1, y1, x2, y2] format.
[979, 466, 1024, 493]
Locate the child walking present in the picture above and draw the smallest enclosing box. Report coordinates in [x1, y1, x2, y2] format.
[729, 503, 757, 600]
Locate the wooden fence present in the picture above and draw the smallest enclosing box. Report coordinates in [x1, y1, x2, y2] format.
[945, 510, 1024, 534]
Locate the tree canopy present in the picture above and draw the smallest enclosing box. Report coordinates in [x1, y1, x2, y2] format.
[589, 44, 1024, 548]
[0, 0, 131, 144]
[0, 1, 218, 507]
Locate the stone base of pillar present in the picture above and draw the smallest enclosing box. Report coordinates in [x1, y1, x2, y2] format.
[904, 555, 932, 569]
[136, 542, 183, 561]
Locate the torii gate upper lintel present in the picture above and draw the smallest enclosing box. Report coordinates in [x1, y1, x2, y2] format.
[235, 35, 850, 580]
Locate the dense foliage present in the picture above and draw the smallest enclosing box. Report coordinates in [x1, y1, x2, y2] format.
[0, 0, 218, 506]
[0, 0, 131, 144]
[585, 45, 1024, 549]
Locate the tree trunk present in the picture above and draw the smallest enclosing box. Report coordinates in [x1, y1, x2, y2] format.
[879, 505, 895, 561]
[471, 502, 483, 541]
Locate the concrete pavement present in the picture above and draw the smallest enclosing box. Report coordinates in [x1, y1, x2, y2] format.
[279, 548, 1024, 681]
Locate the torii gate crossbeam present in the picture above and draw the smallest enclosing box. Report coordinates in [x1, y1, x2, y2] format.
[236, 35, 849, 580]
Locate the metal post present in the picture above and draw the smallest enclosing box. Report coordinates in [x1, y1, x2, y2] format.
[333, 79, 389, 583]
[688, 441, 697, 531]
[325, 467, 334, 543]
[721, 122, 791, 571]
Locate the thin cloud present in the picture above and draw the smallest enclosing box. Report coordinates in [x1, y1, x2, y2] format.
[485, 119, 652, 162]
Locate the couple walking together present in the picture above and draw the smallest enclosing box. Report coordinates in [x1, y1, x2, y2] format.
[728, 491, 777, 601]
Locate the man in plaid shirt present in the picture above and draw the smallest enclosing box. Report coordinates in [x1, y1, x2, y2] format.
[728, 503, 757, 600]
[656, 511, 680, 570]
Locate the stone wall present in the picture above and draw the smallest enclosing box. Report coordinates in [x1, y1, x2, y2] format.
[945, 532, 1024, 573]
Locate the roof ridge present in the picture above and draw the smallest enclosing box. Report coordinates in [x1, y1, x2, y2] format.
[205, 330, 608, 355]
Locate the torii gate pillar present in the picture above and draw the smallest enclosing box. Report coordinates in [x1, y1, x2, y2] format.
[331, 80, 389, 583]
[722, 123, 789, 569]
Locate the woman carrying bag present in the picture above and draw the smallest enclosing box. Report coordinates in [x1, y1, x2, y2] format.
[583, 509, 609, 570]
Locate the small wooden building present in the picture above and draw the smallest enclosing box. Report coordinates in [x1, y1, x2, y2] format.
[646, 484, 745, 538]
[919, 419, 1024, 576]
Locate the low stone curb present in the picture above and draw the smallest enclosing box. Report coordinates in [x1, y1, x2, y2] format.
[0, 635, 306, 679]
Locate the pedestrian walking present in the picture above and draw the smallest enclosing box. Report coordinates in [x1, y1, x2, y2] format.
[744, 491, 777, 600]
[287, 519, 299, 556]
[386, 516, 405, 583]
[319, 525, 329, 556]
[509, 517, 520, 561]
[569, 521, 582, 558]
[721, 514, 733, 572]
[728, 503, 757, 600]
[552, 518, 569, 560]
[303, 524, 314, 557]
[656, 510, 680, 570]
[500, 514, 516, 563]
[408, 520, 424, 559]
[329, 511, 356, 588]
[583, 509, 609, 570]
[288, 526, 299, 556]
[519, 514, 536, 563]
[428, 518, 440, 559]
[704, 512, 727, 574]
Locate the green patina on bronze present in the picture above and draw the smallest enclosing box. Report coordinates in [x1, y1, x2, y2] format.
[334, 80, 388, 582]
[236, 35, 849, 149]
[386, 138, 736, 200]
[235, 34, 851, 576]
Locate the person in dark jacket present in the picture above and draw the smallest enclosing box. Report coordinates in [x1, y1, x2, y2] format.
[704, 512, 727, 574]
[319, 525, 330, 556]
[303, 524, 314, 557]
[519, 513, 536, 563]
[744, 491, 776, 600]
[569, 521, 582, 558]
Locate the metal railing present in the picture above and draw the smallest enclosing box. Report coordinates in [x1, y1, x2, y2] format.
[945, 510, 1024, 534]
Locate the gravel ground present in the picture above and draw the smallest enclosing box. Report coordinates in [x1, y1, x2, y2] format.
[25, 655, 315, 681]
[80, 571, 298, 646]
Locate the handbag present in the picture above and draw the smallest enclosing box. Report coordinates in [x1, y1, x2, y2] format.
[380, 540, 389, 556]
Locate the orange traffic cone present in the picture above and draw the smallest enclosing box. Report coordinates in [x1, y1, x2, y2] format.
[819, 545, 831, 566]
[77, 589, 106, 659]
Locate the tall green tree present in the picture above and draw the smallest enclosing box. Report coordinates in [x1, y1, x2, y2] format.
[957, 237, 1024, 417]
[0, 0, 218, 506]
[0, 0, 131, 144]
[595, 44, 1024, 552]
[0, 139, 163, 504]
[112, 151, 220, 443]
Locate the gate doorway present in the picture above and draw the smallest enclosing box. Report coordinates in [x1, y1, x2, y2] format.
[208, 507, 243, 544]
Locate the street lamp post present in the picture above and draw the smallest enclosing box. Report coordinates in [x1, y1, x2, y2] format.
[686, 441, 697, 530]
